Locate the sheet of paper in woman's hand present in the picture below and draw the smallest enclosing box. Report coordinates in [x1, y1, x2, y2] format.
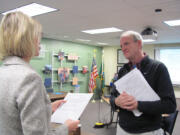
[51, 93, 93, 124]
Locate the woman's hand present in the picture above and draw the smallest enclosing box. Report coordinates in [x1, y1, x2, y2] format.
[65, 119, 80, 132]
[51, 100, 66, 113]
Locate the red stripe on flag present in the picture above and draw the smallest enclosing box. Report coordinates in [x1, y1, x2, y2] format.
[89, 58, 98, 93]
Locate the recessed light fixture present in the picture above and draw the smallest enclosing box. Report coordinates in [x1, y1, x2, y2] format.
[2, 3, 58, 17]
[82, 27, 123, 34]
[164, 19, 180, 26]
[76, 39, 91, 42]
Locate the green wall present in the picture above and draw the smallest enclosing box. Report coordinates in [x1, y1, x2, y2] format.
[30, 38, 102, 96]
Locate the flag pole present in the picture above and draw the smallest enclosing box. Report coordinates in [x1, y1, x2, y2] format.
[93, 49, 106, 128]
[100, 49, 104, 103]
[91, 49, 97, 103]
[91, 90, 96, 103]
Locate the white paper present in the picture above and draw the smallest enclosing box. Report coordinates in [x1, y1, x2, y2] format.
[114, 68, 160, 116]
[51, 93, 93, 124]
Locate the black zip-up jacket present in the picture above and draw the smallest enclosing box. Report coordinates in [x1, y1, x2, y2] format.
[110, 56, 176, 133]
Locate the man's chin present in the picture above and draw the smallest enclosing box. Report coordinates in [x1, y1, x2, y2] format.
[124, 54, 129, 59]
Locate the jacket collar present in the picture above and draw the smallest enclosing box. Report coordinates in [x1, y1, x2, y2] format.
[140, 55, 150, 68]
[3, 56, 31, 68]
[126, 55, 150, 70]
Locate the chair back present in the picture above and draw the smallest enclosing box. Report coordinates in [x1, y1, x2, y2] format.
[162, 110, 178, 135]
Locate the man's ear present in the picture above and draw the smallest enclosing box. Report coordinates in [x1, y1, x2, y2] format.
[137, 40, 142, 49]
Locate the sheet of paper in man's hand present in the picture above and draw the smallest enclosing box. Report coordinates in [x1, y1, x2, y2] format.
[114, 68, 160, 116]
[51, 93, 93, 124]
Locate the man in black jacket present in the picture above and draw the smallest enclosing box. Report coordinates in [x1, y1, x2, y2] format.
[110, 31, 176, 135]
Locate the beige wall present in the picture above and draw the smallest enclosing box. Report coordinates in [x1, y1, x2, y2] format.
[103, 46, 119, 85]
[103, 43, 180, 98]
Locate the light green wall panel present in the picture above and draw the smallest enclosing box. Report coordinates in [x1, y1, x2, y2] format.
[30, 38, 102, 96]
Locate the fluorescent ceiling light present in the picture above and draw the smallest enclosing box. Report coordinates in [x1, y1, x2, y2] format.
[2, 3, 58, 17]
[164, 19, 180, 26]
[63, 36, 69, 38]
[143, 39, 156, 42]
[97, 42, 108, 45]
[76, 39, 91, 42]
[82, 27, 123, 34]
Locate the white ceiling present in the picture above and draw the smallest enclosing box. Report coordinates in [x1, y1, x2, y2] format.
[1, 0, 180, 46]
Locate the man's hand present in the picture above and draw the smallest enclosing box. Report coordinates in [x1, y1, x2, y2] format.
[51, 100, 66, 113]
[115, 91, 138, 111]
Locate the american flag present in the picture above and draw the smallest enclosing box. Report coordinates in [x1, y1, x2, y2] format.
[89, 57, 98, 93]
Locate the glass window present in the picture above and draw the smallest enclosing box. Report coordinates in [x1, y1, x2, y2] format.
[155, 47, 180, 85]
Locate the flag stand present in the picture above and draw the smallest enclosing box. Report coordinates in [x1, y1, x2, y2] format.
[93, 81, 105, 128]
[91, 93, 96, 103]
[91, 99, 96, 103]
[93, 99, 105, 128]
[93, 49, 106, 127]
[100, 98, 103, 103]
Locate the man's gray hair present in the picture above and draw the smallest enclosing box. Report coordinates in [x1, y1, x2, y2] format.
[120, 31, 143, 45]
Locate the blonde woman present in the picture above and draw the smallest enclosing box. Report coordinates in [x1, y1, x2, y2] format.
[0, 12, 79, 135]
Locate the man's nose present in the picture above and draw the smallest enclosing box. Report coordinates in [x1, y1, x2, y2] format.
[121, 45, 126, 51]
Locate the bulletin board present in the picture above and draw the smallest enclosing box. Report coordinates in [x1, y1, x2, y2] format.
[117, 49, 128, 64]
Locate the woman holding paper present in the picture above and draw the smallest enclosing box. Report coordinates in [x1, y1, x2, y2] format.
[0, 11, 79, 135]
[110, 31, 176, 135]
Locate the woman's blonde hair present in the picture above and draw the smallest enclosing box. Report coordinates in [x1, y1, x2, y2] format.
[0, 11, 42, 60]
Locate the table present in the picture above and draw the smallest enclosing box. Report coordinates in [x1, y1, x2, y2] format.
[48, 92, 67, 102]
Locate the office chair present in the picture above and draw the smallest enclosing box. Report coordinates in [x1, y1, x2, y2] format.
[106, 106, 119, 128]
[106, 85, 119, 128]
[161, 110, 179, 135]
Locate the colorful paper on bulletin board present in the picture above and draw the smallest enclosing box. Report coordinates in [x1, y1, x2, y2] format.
[68, 54, 78, 60]
[72, 77, 78, 85]
[72, 66, 78, 74]
[45, 65, 52, 71]
[44, 78, 52, 88]
[54, 92, 64, 95]
[64, 68, 70, 81]
[58, 68, 70, 83]
[82, 66, 88, 74]
[58, 51, 65, 61]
